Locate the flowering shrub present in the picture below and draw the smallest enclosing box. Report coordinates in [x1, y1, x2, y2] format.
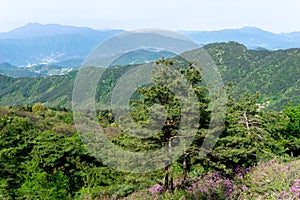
[234, 166, 252, 180]
[122, 157, 300, 200]
[290, 179, 300, 198]
[239, 158, 300, 199]
[147, 184, 164, 196]
[185, 171, 239, 200]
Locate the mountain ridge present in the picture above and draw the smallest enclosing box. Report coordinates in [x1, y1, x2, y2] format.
[0, 42, 299, 111]
[1, 23, 300, 68]
[0, 23, 123, 39]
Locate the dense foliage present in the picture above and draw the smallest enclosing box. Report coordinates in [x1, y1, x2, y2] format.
[0, 59, 299, 199]
[0, 100, 299, 199]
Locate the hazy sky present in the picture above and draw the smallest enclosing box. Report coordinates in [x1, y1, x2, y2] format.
[0, 0, 300, 33]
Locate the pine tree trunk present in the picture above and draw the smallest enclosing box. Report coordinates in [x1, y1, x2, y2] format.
[164, 137, 174, 191]
[183, 152, 187, 182]
[164, 164, 169, 191]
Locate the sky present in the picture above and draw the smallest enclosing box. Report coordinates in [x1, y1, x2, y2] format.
[0, 0, 300, 33]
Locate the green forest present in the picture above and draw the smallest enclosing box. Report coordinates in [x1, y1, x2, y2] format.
[0, 54, 300, 199]
[0, 42, 299, 111]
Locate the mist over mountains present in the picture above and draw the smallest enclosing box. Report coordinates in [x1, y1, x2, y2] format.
[181, 26, 300, 49]
[1, 23, 300, 71]
[0, 23, 123, 68]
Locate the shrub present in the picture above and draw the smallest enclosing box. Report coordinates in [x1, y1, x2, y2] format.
[32, 102, 45, 113]
[185, 171, 239, 200]
[239, 157, 300, 199]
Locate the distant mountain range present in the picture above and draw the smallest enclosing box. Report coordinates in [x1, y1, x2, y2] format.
[180, 26, 300, 50]
[0, 23, 123, 69]
[0, 23, 300, 75]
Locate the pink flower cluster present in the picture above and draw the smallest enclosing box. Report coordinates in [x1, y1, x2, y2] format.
[147, 184, 164, 196]
[186, 171, 239, 199]
[290, 179, 300, 198]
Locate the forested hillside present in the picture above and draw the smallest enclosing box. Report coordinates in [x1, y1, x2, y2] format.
[204, 42, 300, 110]
[0, 60, 299, 199]
[0, 42, 299, 110]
